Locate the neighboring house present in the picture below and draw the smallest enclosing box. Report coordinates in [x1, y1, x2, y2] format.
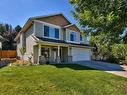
[15, 13, 93, 64]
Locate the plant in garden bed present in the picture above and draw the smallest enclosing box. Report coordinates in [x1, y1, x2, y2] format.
[11, 60, 33, 66]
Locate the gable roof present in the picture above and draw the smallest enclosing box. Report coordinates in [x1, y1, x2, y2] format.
[22, 13, 72, 32]
[31, 13, 71, 26]
[15, 13, 80, 41]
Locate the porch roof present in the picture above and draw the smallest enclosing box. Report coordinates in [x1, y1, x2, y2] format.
[36, 37, 93, 48]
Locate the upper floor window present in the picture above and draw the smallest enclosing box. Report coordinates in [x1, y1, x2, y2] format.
[70, 32, 76, 41]
[55, 28, 59, 38]
[44, 25, 59, 39]
[80, 35, 83, 41]
[44, 26, 49, 37]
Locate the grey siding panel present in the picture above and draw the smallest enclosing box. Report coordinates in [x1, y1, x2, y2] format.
[35, 22, 43, 37]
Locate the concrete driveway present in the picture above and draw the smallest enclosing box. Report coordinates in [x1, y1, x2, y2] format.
[77, 61, 127, 78]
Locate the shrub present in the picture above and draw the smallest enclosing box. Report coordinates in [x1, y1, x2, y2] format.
[107, 56, 119, 64]
[11, 60, 33, 66]
[123, 56, 127, 65]
[112, 44, 127, 64]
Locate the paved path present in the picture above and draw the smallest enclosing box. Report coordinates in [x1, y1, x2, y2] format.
[77, 61, 127, 78]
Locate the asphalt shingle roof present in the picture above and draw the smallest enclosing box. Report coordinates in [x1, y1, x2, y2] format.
[37, 37, 91, 47]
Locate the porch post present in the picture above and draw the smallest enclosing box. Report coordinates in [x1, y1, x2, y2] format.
[38, 44, 41, 64]
[58, 46, 60, 57]
[68, 47, 71, 56]
[68, 46, 72, 63]
[49, 47, 52, 62]
[57, 46, 61, 63]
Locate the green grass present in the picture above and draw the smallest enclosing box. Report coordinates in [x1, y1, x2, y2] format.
[0, 64, 127, 95]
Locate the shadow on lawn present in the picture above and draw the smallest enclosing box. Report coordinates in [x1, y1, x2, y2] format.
[51, 64, 96, 70]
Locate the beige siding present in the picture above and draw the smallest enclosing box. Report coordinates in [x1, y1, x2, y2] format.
[17, 25, 37, 62]
[24, 26, 36, 62]
[17, 32, 25, 57]
[38, 14, 70, 27]
[17, 42, 21, 57]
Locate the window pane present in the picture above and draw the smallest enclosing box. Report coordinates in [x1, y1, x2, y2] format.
[70, 34, 74, 41]
[55, 28, 59, 38]
[70, 32, 76, 41]
[44, 26, 49, 37]
[80, 35, 83, 41]
[49, 27, 55, 38]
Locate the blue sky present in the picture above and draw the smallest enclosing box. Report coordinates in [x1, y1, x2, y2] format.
[0, 0, 76, 27]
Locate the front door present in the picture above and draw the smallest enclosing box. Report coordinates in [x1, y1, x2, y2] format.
[41, 47, 50, 63]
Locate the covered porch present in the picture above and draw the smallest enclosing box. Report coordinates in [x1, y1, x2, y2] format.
[33, 43, 72, 64]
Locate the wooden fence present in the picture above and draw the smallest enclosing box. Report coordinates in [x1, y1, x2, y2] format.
[0, 50, 17, 58]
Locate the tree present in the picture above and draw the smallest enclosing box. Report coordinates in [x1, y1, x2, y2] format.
[112, 44, 127, 63]
[0, 23, 20, 50]
[70, 0, 127, 34]
[15, 25, 22, 33]
[0, 24, 6, 35]
[70, 0, 127, 61]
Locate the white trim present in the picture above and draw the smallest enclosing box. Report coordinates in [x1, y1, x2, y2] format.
[58, 46, 60, 57]
[43, 36, 61, 40]
[66, 41, 80, 44]
[38, 44, 41, 63]
[43, 24, 61, 40]
[66, 29, 80, 44]
[63, 24, 74, 28]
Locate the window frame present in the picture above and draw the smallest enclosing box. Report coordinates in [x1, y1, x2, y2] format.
[44, 25, 49, 37]
[70, 31, 77, 42]
[80, 35, 83, 41]
[43, 25, 60, 40]
[55, 28, 59, 39]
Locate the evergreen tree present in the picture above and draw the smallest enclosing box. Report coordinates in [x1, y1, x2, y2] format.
[15, 25, 22, 33]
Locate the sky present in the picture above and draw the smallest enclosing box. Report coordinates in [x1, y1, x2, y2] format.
[0, 0, 76, 27]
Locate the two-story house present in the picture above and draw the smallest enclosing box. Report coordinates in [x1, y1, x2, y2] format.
[15, 13, 93, 64]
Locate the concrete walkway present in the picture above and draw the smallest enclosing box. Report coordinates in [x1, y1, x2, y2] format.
[77, 61, 127, 78]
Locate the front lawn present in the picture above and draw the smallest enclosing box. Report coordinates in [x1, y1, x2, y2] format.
[0, 64, 127, 95]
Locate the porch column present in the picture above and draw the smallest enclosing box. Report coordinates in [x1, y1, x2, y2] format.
[68, 47, 71, 56]
[49, 47, 52, 62]
[68, 47, 72, 62]
[38, 44, 41, 64]
[58, 46, 60, 57]
[56, 46, 61, 63]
